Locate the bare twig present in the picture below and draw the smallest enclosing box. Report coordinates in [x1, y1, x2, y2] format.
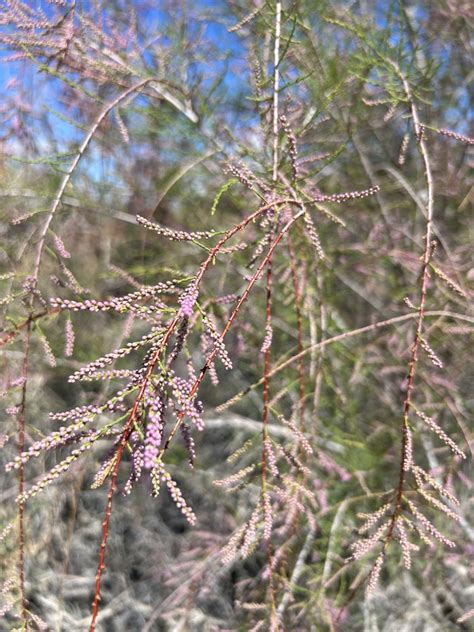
[272, 2, 282, 182]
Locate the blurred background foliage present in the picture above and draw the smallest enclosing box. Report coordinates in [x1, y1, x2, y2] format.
[0, 0, 473, 630]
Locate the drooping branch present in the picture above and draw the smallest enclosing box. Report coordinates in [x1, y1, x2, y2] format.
[272, 2, 282, 182]
[386, 62, 436, 539]
[31, 78, 156, 289]
[89, 203, 303, 628]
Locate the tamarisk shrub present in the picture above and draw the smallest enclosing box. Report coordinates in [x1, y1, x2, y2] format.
[1, 1, 473, 630]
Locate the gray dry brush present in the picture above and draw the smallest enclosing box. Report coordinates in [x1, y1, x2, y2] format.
[0, 1, 473, 631]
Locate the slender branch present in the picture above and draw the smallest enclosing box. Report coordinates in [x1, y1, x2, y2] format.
[217, 310, 474, 410]
[1, 307, 60, 348]
[160, 210, 305, 455]
[264, 5, 282, 622]
[89, 312, 180, 631]
[32, 78, 155, 290]
[89, 201, 290, 628]
[386, 67, 435, 540]
[272, 1, 282, 181]
[23, 79, 188, 625]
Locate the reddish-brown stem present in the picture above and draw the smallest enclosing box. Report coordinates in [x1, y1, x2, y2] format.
[11, 85, 172, 630]
[0, 307, 60, 348]
[385, 69, 434, 541]
[24, 83, 169, 631]
[160, 210, 305, 455]
[89, 201, 289, 628]
[262, 257, 277, 617]
[89, 312, 180, 631]
[153, 212, 303, 632]
[387, 253, 431, 540]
